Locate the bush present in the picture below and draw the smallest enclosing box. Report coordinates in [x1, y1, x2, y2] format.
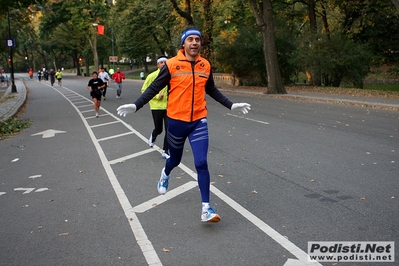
[300, 33, 374, 88]
[0, 118, 32, 140]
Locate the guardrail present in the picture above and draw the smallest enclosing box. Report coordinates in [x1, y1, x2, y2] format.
[213, 73, 240, 86]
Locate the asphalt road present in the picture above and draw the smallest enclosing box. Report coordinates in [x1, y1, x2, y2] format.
[0, 74, 397, 266]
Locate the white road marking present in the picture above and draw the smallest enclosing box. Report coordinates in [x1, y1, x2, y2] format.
[90, 120, 119, 128]
[49, 85, 162, 266]
[97, 131, 135, 142]
[35, 188, 49, 193]
[48, 84, 321, 266]
[75, 104, 93, 108]
[226, 113, 270, 124]
[108, 148, 157, 165]
[133, 181, 198, 213]
[14, 188, 35, 194]
[31, 129, 66, 138]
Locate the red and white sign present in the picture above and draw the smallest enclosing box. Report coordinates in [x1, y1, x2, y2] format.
[109, 56, 118, 62]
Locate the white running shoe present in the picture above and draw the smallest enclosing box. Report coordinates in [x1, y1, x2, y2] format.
[157, 168, 170, 195]
[201, 206, 221, 222]
[148, 134, 155, 147]
[162, 151, 170, 159]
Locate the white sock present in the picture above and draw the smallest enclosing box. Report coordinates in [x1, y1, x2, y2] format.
[202, 202, 210, 211]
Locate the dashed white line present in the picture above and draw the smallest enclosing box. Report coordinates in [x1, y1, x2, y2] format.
[227, 113, 270, 124]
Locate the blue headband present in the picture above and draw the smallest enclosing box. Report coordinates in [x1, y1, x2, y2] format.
[181, 28, 202, 46]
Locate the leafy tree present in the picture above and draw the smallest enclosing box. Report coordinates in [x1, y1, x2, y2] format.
[249, 0, 286, 94]
[111, 0, 178, 72]
[300, 33, 373, 88]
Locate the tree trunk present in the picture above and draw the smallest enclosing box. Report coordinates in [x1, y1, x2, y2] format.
[392, 0, 399, 12]
[201, 0, 214, 64]
[307, 0, 322, 86]
[249, 0, 286, 94]
[169, 0, 194, 26]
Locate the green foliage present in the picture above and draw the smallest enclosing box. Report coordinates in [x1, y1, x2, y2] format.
[1, 0, 398, 87]
[364, 84, 399, 91]
[111, 0, 178, 61]
[300, 33, 374, 88]
[0, 118, 32, 140]
[329, 0, 399, 67]
[215, 27, 267, 86]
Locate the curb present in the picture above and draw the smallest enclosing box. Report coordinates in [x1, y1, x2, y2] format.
[0, 80, 27, 122]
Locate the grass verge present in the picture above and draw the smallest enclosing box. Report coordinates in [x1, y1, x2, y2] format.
[0, 118, 32, 140]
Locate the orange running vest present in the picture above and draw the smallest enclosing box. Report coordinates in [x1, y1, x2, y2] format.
[165, 49, 210, 122]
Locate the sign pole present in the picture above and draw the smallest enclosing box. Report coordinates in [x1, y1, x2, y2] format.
[7, 8, 17, 93]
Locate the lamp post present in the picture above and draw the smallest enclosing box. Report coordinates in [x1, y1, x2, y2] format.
[92, 23, 99, 72]
[111, 28, 115, 71]
[7, 7, 17, 93]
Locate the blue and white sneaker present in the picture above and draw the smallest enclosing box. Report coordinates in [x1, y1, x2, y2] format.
[161, 150, 170, 159]
[201, 206, 221, 222]
[157, 168, 170, 195]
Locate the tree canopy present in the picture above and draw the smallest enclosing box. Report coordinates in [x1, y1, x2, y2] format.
[1, 0, 398, 91]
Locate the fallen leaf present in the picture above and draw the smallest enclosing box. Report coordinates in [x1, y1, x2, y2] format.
[361, 197, 366, 200]
[391, 196, 395, 199]
[59, 232, 69, 236]
[219, 164, 224, 166]
[210, 181, 216, 185]
[218, 175, 223, 178]
[79, 170, 83, 173]
[311, 179, 315, 182]
[227, 181, 232, 184]
[366, 152, 371, 155]
[252, 190, 258, 194]
[129, 218, 133, 221]
[152, 203, 158, 207]
[162, 248, 170, 252]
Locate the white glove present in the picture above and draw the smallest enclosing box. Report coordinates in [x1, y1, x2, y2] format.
[231, 103, 251, 114]
[117, 104, 137, 117]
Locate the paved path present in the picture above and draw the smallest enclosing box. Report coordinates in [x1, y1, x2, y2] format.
[1, 73, 398, 122]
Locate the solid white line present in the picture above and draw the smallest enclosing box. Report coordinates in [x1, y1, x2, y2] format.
[97, 131, 135, 142]
[74, 101, 91, 104]
[50, 85, 162, 266]
[210, 185, 321, 265]
[109, 148, 157, 165]
[90, 120, 119, 128]
[132, 181, 198, 213]
[226, 113, 270, 124]
[75, 104, 93, 108]
[80, 109, 93, 113]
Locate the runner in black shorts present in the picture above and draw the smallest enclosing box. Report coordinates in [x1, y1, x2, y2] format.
[87, 71, 105, 117]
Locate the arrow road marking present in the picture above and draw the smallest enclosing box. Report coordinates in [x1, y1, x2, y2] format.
[35, 188, 49, 193]
[29, 175, 42, 179]
[31, 129, 66, 138]
[14, 188, 35, 194]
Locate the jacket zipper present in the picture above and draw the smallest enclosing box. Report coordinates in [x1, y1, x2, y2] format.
[190, 61, 196, 121]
